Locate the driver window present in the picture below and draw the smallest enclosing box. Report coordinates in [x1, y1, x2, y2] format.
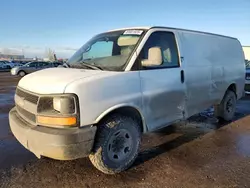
[141, 31, 179, 68]
[28, 63, 36, 67]
[39, 62, 48, 67]
[82, 41, 113, 60]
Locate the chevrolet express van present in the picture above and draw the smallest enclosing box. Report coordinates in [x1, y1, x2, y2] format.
[9, 26, 245, 174]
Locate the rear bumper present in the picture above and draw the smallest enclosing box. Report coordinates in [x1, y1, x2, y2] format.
[9, 107, 97, 160]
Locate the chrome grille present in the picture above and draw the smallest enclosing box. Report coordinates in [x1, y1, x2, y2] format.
[15, 87, 38, 125]
[16, 105, 36, 124]
[16, 88, 39, 104]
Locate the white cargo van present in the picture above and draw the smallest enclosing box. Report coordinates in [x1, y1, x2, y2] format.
[9, 26, 245, 174]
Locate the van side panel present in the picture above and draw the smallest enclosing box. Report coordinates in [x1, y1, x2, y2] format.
[223, 40, 245, 99]
[179, 31, 245, 118]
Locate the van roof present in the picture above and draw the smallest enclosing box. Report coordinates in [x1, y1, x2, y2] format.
[108, 27, 151, 32]
[108, 26, 237, 40]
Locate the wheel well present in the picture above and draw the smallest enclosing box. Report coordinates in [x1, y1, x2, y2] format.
[18, 70, 26, 74]
[99, 107, 144, 133]
[227, 83, 237, 97]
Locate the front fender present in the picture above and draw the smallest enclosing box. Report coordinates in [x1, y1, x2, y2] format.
[94, 103, 147, 133]
[64, 71, 143, 129]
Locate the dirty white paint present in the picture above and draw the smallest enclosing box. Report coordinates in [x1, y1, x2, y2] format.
[15, 27, 246, 133]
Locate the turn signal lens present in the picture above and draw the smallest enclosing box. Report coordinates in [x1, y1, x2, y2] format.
[37, 116, 77, 127]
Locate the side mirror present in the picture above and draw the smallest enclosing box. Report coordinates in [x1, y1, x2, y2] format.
[142, 47, 162, 67]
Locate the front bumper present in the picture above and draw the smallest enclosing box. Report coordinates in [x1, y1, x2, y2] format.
[10, 69, 17, 75]
[9, 107, 97, 160]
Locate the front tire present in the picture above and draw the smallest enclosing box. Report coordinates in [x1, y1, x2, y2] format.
[214, 90, 236, 121]
[89, 115, 141, 174]
[18, 71, 26, 77]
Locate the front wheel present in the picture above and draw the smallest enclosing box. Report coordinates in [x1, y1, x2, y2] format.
[18, 71, 26, 77]
[89, 115, 141, 174]
[214, 90, 236, 121]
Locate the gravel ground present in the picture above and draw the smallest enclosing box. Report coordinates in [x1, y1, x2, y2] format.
[0, 72, 250, 188]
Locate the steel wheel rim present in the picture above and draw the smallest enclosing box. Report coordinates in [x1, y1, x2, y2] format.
[226, 97, 234, 113]
[107, 129, 133, 162]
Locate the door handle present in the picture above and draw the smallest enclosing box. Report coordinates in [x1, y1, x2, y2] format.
[180, 70, 185, 83]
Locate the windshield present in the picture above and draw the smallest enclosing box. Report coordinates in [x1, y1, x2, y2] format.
[24, 62, 35, 67]
[24, 62, 31, 67]
[67, 29, 145, 71]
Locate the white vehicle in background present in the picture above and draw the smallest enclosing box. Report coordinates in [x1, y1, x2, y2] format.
[9, 26, 245, 174]
[10, 61, 63, 76]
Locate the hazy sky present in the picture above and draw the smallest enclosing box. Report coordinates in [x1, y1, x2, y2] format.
[0, 0, 249, 58]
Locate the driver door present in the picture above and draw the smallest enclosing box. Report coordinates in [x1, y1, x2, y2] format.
[139, 31, 187, 131]
[26, 62, 38, 73]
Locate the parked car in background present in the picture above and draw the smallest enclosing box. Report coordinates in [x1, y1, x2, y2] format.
[52, 62, 63, 67]
[10, 61, 61, 76]
[14, 63, 24, 67]
[245, 65, 250, 94]
[0, 61, 9, 71]
[10, 61, 24, 67]
[18, 61, 31, 66]
[6, 61, 15, 68]
[0, 61, 14, 69]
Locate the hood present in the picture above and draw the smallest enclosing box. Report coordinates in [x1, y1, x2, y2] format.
[18, 68, 103, 94]
[12, 66, 20, 70]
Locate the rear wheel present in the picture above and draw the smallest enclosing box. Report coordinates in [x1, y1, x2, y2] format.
[89, 114, 141, 174]
[18, 71, 26, 77]
[214, 90, 236, 121]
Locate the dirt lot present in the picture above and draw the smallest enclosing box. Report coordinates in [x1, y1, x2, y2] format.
[0, 72, 250, 188]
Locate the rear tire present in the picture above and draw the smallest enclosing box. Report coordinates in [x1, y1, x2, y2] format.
[89, 114, 141, 174]
[18, 71, 26, 77]
[214, 90, 236, 121]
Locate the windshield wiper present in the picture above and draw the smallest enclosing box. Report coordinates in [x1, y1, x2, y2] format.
[57, 62, 70, 68]
[63, 61, 103, 70]
[78, 61, 103, 70]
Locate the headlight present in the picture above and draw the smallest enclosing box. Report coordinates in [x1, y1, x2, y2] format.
[37, 94, 79, 128]
[53, 96, 75, 114]
[11, 68, 17, 74]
